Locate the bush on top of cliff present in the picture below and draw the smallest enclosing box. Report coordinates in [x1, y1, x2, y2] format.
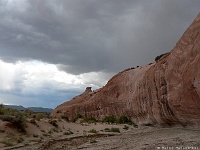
[155, 52, 169, 62]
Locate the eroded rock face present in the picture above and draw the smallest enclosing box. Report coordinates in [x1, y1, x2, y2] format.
[51, 13, 200, 126]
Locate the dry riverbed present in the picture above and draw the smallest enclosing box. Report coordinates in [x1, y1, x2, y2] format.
[1, 119, 200, 150]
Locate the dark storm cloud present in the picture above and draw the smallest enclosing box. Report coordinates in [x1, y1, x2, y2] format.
[0, 0, 199, 74]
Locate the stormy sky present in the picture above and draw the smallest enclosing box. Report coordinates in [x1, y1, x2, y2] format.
[0, 0, 199, 108]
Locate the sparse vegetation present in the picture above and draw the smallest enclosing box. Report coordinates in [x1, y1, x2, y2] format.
[0, 105, 27, 132]
[90, 140, 97, 143]
[71, 113, 83, 122]
[88, 129, 97, 133]
[123, 125, 129, 130]
[29, 118, 39, 127]
[104, 127, 120, 133]
[42, 133, 50, 137]
[84, 116, 97, 123]
[35, 113, 45, 121]
[110, 128, 120, 133]
[16, 137, 24, 143]
[61, 115, 69, 122]
[49, 119, 58, 128]
[48, 128, 59, 134]
[104, 128, 110, 132]
[33, 134, 39, 137]
[118, 116, 132, 124]
[155, 52, 169, 62]
[0, 141, 14, 147]
[64, 130, 74, 135]
[102, 115, 117, 123]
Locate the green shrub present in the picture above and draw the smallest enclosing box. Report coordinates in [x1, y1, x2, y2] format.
[110, 128, 120, 133]
[13, 112, 27, 132]
[104, 128, 111, 132]
[64, 130, 74, 135]
[61, 115, 69, 122]
[17, 137, 24, 143]
[84, 116, 97, 123]
[90, 140, 97, 143]
[49, 128, 59, 133]
[76, 114, 83, 119]
[123, 125, 129, 130]
[49, 119, 58, 128]
[88, 129, 97, 133]
[35, 113, 44, 121]
[104, 127, 120, 133]
[102, 115, 117, 123]
[42, 133, 50, 137]
[0, 113, 27, 132]
[118, 116, 132, 124]
[71, 113, 83, 122]
[0, 141, 14, 147]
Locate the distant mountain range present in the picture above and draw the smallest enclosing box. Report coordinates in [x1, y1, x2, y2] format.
[3, 105, 53, 113]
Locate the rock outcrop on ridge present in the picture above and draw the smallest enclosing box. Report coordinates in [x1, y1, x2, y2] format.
[51, 13, 200, 126]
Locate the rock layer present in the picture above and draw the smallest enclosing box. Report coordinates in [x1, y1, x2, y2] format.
[51, 13, 200, 126]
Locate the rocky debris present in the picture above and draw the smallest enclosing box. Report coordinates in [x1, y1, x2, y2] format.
[51, 13, 200, 126]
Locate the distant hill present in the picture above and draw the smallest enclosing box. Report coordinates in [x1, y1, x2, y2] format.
[3, 105, 53, 113]
[26, 107, 53, 113]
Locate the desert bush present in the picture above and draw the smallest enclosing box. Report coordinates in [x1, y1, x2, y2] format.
[0, 141, 14, 147]
[71, 113, 83, 122]
[102, 115, 117, 123]
[76, 113, 83, 119]
[118, 116, 132, 124]
[64, 130, 74, 135]
[29, 118, 39, 127]
[42, 133, 50, 137]
[123, 125, 129, 130]
[13, 112, 27, 132]
[35, 113, 44, 121]
[84, 116, 97, 123]
[104, 127, 120, 133]
[17, 137, 24, 143]
[90, 140, 97, 143]
[49, 119, 58, 128]
[61, 115, 69, 122]
[0, 112, 27, 132]
[33, 134, 39, 137]
[110, 128, 120, 133]
[88, 129, 97, 133]
[104, 128, 110, 132]
[51, 128, 59, 133]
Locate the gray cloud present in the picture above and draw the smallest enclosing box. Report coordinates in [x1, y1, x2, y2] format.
[0, 0, 199, 74]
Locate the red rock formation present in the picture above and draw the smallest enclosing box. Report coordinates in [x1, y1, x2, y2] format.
[51, 13, 200, 126]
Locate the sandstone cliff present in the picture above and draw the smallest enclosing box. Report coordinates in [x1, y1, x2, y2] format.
[51, 13, 200, 126]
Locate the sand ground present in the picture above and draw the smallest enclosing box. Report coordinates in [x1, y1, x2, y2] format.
[0, 119, 200, 150]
